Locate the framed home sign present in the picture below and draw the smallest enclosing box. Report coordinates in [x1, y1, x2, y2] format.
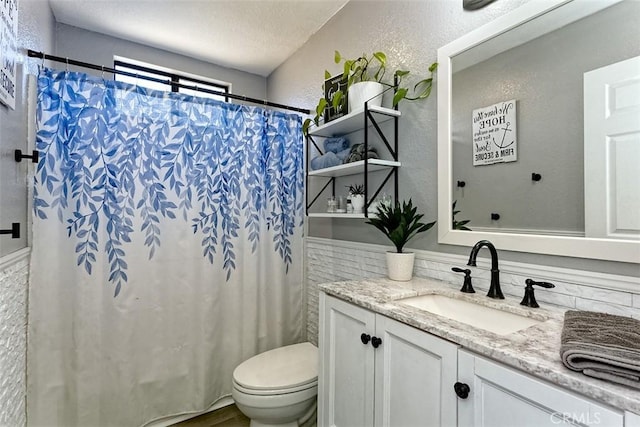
[0, 0, 18, 109]
[472, 99, 517, 166]
[324, 74, 348, 123]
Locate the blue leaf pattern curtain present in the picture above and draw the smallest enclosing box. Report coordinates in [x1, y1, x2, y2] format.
[28, 68, 304, 426]
[34, 68, 303, 296]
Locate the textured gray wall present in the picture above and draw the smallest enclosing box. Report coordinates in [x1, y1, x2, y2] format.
[0, 0, 55, 258]
[451, 1, 640, 232]
[54, 23, 267, 100]
[268, 0, 639, 277]
[0, 2, 55, 424]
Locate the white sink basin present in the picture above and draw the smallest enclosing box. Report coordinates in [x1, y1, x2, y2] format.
[396, 294, 544, 335]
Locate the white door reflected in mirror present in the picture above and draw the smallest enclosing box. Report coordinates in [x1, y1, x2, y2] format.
[584, 56, 640, 240]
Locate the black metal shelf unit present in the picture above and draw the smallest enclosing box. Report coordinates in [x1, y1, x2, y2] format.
[305, 102, 401, 218]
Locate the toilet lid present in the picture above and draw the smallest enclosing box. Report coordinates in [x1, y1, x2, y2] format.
[233, 342, 318, 391]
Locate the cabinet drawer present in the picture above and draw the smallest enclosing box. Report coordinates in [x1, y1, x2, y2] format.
[458, 350, 623, 427]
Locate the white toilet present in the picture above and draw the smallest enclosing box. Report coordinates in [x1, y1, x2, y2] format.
[232, 342, 318, 427]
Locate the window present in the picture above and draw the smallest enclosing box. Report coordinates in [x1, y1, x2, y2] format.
[113, 57, 230, 102]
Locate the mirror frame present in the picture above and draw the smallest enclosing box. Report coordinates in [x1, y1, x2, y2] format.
[437, 0, 639, 263]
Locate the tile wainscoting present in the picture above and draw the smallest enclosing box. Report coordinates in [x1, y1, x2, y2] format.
[305, 237, 640, 345]
[0, 248, 30, 427]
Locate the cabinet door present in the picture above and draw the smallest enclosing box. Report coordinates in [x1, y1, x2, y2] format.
[319, 293, 376, 427]
[626, 411, 640, 427]
[457, 350, 623, 427]
[374, 315, 459, 427]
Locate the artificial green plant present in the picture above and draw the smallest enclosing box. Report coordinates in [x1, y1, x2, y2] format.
[366, 199, 436, 253]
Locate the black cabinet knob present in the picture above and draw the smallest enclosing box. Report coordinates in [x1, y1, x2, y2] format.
[360, 333, 371, 345]
[454, 382, 470, 399]
[371, 336, 382, 348]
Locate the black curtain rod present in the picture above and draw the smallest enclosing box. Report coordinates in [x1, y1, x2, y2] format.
[27, 49, 311, 115]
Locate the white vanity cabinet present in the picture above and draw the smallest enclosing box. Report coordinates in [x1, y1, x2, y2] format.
[457, 350, 624, 427]
[626, 411, 640, 427]
[319, 292, 459, 427]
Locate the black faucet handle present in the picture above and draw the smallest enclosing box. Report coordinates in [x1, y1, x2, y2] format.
[520, 279, 556, 308]
[452, 267, 475, 293]
[525, 278, 555, 289]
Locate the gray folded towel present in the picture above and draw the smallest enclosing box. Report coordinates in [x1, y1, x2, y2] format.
[560, 310, 640, 389]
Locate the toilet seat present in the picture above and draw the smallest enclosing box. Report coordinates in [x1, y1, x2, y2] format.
[232, 378, 317, 396]
[232, 342, 318, 394]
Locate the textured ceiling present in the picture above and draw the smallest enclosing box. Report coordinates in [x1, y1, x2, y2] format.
[48, 0, 349, 76]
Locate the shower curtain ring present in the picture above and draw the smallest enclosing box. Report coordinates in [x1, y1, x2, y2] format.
[101, 65, 105, 79]
[65, 57, 69, 72]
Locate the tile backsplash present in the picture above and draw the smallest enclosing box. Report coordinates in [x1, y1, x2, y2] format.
[305, 237, 640, 345]
[0, 249, 29, 427]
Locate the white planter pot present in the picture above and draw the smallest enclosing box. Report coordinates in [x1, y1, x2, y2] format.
[348, 82, 384, 112]
[386, 252, 415, 281]
[350, 194, 365, 213]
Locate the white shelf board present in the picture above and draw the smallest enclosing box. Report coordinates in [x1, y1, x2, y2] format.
[308, 105, 401, 137]
[308, 159, 401, 177]
[307, 213, 368, 219]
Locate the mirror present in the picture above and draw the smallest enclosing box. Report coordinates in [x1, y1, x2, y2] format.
[437, 0, 640, 263]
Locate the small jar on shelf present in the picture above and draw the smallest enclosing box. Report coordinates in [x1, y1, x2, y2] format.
[327, 197, 337, 213]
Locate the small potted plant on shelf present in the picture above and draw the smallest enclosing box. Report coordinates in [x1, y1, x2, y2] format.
[346, 184, 366, 214]
[366, 199, 436, 281]
[303, 50, 438, 136]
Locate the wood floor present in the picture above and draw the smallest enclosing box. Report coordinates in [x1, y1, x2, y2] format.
[172, 404, 250, 427]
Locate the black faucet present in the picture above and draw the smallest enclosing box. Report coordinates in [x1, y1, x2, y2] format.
[467, 240, 504, 299]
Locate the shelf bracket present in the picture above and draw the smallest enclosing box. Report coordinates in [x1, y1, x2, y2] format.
[369, 168, 396, 207]
[306, 177, 335, 212]
[366, 110, 396, 160]
[307, 134, 323, 156]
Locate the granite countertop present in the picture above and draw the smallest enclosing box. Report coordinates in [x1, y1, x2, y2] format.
[319, 276, 640, 415]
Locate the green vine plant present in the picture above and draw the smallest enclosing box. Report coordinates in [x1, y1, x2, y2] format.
[303, 51, 438, 136]
[334, 51, 437, 108]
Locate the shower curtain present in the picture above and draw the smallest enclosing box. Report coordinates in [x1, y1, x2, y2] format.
[28, 68, 304, 426]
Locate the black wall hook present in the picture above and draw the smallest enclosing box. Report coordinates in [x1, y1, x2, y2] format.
[457, 181, 466, 188]
[15, 149, 39, 163]
[0, 223, 20, 239]
[531, 172, 542, 181]
[491, 213, 500, 220]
